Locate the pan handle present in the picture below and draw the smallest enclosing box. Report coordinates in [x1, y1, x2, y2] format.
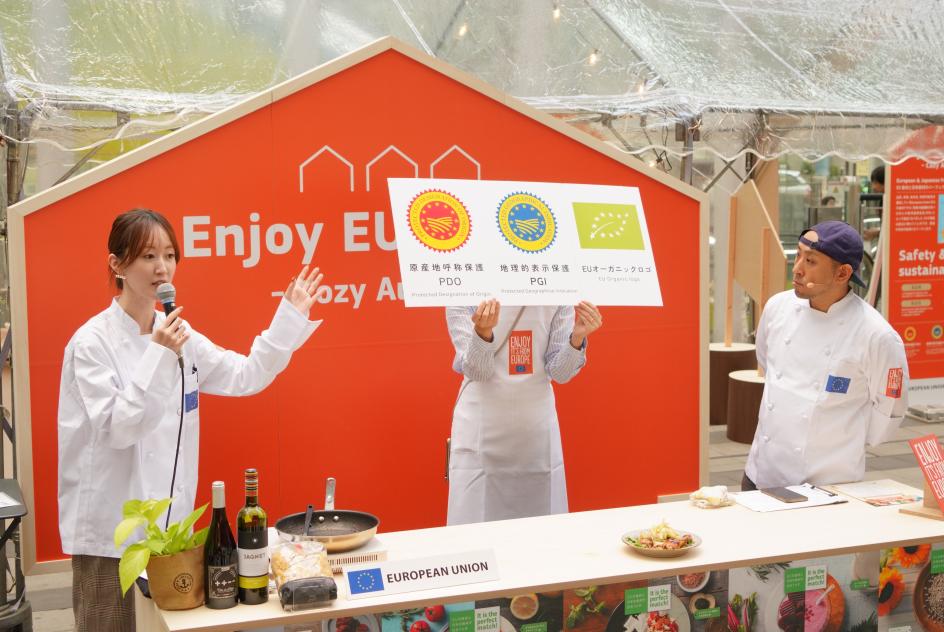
[304, 504, 314, 535]
[325, 477, 336, 511]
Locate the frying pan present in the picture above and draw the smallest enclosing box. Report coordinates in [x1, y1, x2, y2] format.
[275, 478, 379, 553]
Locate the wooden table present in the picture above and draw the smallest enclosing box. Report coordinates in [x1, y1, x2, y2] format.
[136, 491, 944, 632]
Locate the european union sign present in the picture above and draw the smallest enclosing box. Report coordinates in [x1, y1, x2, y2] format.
[348, 568, 385, 595]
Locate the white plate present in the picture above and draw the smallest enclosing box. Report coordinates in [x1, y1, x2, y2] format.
[622, 530, 702, 558]
[676, 570, 711, 593]
[668, 596, 692, 632]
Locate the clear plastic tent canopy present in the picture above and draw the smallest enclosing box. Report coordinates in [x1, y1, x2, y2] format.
[2, 0, 944, 192]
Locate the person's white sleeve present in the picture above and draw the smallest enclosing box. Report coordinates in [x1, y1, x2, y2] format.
[755, 302, 771, 372]
[545, 306, 586, 384]
[71, 337, 179, 450]
[865, 330, 909, 446]
[446, 306, 495, 381]
[196, 298, 321, 396]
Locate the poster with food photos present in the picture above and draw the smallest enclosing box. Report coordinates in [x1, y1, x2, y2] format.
[379, 602, 470, 632]
[729, 555, 878, 632]
[878, 543, 944, 632]
[564, 582, 646, 632]
[472, 592, 565, 632]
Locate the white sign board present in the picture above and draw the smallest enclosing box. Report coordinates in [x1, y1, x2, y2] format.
[387, 178, 662, 307]
[343, 549, 498, 599]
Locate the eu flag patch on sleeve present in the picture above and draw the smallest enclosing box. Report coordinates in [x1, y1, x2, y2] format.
[825, 375, 851, 394]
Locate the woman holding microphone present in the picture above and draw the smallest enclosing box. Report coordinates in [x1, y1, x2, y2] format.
[58, 208, 324, 631]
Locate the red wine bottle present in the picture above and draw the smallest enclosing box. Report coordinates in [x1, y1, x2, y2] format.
[204, 481, 237, 609]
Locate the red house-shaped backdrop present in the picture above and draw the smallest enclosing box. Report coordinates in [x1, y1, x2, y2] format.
[9, 38, 708, 570]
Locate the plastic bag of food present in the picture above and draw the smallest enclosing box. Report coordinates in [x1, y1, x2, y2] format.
[270, 541, 332, 589]
[689, 485, 732, 508]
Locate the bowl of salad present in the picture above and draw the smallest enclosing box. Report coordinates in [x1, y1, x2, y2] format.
[622, 520, 701, 558]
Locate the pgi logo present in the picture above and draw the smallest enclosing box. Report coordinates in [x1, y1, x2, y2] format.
[497, 192, 556, 253]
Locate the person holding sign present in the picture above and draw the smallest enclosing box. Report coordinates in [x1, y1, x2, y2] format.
[445, 299, 602, 525]
[743, 221, 908, 491]
[58, 209, 325, 632]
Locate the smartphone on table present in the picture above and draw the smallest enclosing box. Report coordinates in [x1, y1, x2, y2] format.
[761, 486, 808, 503]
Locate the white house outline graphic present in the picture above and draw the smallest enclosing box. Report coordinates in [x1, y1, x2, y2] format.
[366, 145, 418, 191]
[430, 145, 481, 179]
[298, 145, 355, 193]
[298, 144, 481, 192]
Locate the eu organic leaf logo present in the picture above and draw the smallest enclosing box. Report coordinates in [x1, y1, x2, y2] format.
[573, 203, 644, 250]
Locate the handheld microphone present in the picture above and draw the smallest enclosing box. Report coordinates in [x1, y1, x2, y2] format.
[156, 282, 184, 368]
[156, 283, 176, 316]
[157, 280, 186, 530]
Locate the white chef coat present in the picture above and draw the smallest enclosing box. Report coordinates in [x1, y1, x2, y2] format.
[744, 290, 908, 488]
[58, 298, 320, 558]
[445, 306, 586, 525]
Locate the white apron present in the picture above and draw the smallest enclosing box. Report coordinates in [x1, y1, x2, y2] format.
[446, 307, 567, 525]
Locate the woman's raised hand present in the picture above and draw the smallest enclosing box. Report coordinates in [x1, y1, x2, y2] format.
[285, 265, 325, 318]
[471, 299, 500, 342]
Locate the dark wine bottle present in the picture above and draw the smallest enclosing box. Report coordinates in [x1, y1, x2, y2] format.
[204, 481, 237, 609]
[237, 468, 269, 604]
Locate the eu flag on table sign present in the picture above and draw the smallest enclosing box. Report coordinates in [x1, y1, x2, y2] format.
[348, 568, 385, 595]
[825, 375, 851, 394]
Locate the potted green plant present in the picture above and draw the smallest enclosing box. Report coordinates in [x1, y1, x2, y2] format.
[114, 498, 209, 610]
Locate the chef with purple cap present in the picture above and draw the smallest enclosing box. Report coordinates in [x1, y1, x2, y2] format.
[743, 220, 909, 490]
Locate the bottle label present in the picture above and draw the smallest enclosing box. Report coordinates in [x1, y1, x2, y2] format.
[239, 574, 269, 589]
[207, 564, 237, 599]
[238, 548, 269, 576]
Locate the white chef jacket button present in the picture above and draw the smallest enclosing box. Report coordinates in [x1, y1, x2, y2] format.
[146, 452, 154, 459]
[801, 413, 808, 419]
[176, 408, 181, 416]
[175, 485, 184, 493]
[776, 372, 782, 379]
[794, 447, 801, 453]
[763, 435, 770, 442]
[766, 402, 774, 410]
[824, 348, 831, 356]
[785, 338, 791, 345]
